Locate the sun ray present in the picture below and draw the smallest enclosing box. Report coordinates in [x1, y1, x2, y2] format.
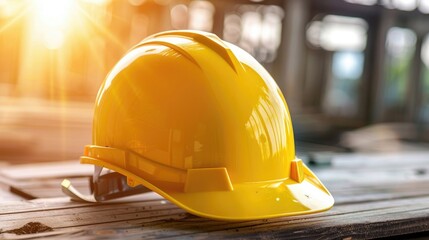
[74, 9, 106, 72]
[0, 4, 28, 35]
[75, 4, 128, 52]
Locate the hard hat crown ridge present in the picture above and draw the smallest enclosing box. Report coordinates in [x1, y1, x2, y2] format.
[78, 30, 333, 221]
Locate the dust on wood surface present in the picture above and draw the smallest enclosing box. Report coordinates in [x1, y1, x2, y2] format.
[2, 222, 53, 235]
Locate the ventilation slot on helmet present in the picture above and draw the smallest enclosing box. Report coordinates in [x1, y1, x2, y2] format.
[145, 30, 243, 73]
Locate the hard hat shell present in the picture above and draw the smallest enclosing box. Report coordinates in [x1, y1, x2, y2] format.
[82, 30, 334, 221]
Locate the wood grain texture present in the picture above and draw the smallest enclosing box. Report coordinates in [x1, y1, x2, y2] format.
[0, 153, 429, 239]
[1, 194, 429, 239]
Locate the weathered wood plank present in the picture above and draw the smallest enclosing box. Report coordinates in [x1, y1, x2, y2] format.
[0, 160, 93, 199]
[1, 193, 429, 239]
[8, 177, 91, 199]
[0, 153, 429, 239]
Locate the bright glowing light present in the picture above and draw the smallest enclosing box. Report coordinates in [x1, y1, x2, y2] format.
[386, 27, 416, 58]
[421, 35, 429, 68]
[33, 0, 73, 29]
[381, 0, 395, 9]
[382, 0, 418, 10]
[391, 0, 417, 11]
[261, 6, 283, 52]
[307, 15, 368, 51]
[333, 52, 364, 80]
[0, 0, 22, 17]
[14, 0, 123, 101]
[241, 11, 262, 46]
[31, 0, 75, 49]
[84, 0, 110, 5]
[223, 5, 284, 63]
[188, 1, 215, 32]
[344, 0, 377, 6]
[43, 30, 64, 50]
[419, 0, 429, 13]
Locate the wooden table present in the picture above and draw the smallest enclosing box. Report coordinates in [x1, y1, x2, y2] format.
[1, 152, 429, 239]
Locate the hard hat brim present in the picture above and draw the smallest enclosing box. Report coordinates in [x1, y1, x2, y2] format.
[81, 148, 334, 221]
[168, 166, 334, 221]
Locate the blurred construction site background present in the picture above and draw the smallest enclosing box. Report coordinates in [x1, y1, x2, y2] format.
[1, 0, 429, 162]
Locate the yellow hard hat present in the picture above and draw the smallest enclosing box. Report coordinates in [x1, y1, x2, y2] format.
[77, 30, 334, 220]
